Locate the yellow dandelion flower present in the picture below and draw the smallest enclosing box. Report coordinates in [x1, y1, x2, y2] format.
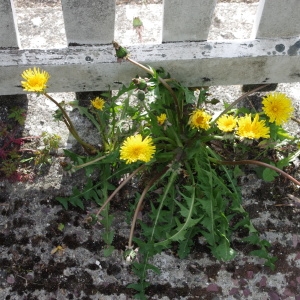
[216, 114, 237, 132]
[262, 92, 294, 125]
[21, 67, 50, 93]
[91, 97, 105, 110]
[237, 114, 270, 139]
[120, 134, 156, 164]
[188, 109, 212, 130]
[157, 113, 167, 125]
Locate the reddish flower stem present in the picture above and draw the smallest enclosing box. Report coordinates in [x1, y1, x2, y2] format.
[216, 159, 300, 186]
[128, 166, 169, 249]
[95, 164, 146, 218]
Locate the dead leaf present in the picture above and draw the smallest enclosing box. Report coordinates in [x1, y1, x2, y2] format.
[51, 245, 66, 255]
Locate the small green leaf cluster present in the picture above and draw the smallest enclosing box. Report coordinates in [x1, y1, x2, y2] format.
[33, 132, 61, 166]
[8, 106, 26, 126]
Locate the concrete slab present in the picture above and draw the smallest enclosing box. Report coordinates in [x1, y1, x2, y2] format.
[0, 1, 299, 299]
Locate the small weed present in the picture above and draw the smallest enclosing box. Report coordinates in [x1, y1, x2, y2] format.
[0, 106, 61, 180]
[33, 132, 61, 166]
[8, 106, 26, 126]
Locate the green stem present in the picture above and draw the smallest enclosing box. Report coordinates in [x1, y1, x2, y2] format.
[152, 136, 178, 147]
[208, 135, 228, 141]
[95, 112, 109, 150]
[72, 154, 109, 171]
[168, 124, 184, 147]
[44, 93, 76, 133]
[154, 167, 194, 247]
[150, 170, 177, 243]
[126, 57, 182, 120]
[211, 84, 270, 125]
[44, 93, 97, 154]
[140, 98, 183, 147]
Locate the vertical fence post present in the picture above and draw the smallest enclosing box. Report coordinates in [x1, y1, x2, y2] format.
[61, 0, 116, 45]
[247, 0, 300, 92]
[0, 1, 24, 108]
[252, 0, 300, 38]
[60, 1, 116, 104]
[0, 0, 20, 48]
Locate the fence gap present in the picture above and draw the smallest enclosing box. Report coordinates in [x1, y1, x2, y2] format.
[14, 0, 67, 49]
[114, 2, 163, 45]
[208, 0, 259, 40]
[0, 0, 20, 48]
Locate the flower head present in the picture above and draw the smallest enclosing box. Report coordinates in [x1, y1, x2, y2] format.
[216, 114, 237, 132]
[21, 67, 50, 92]
[188, 109, 212, 130]
[157, 113, 167, 125]
[262, 92, 294, 125]
[120, 134, 156, 164]
[91, 97, 105, 110]
[237, 114, 270, 139]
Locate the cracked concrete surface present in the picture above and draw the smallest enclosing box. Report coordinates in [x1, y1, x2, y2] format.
[0, 1, 300, 299]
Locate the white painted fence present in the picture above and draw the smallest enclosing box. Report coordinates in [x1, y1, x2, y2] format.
[0, 0, 300, 95]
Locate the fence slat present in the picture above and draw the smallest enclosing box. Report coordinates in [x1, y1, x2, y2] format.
[61, 0, 115, 45]
[0, 0, 20, 48]
[252, 0, 300, 38]
[1, 37, 300, 95]
[162, 0, 217, 42]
